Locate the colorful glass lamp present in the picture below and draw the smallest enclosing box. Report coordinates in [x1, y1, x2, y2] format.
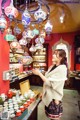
[22, 8, 31, 28]
[0, 14, 7, 33]
[4, 27, 15, 41]
[5, 0, 19, 21]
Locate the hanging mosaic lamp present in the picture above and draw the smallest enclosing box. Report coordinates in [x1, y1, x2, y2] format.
[44, 20, 53, 34]
[5, 0, 19, 21]
[0, 14, 7, 32]
[39, 37, 45, 44]
[32, 28, 39, 36]
[22, 8, 31, 28]
[35, 38, 39, 44]
[29, 44, 36, 53]
[10, 38, 21, 49]
[13, 25, 21, 35]
[40, 29, 46, 38]
[26, 28, 34, 39]
[4, 27, 15, 41]
[35, 43, 43, 50]
[34, 8, 47, 22]
[19, 37, 27, 46]
[19, 56, 33, 65]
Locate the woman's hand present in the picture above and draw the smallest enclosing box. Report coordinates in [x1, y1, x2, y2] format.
[32, 68, 41, 76]
[32, 68, 47, 82]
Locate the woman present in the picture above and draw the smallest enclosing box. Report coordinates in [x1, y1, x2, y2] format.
[32, 49, 68, 120]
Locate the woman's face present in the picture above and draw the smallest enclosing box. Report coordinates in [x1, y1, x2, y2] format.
[52, 51, 61, 65]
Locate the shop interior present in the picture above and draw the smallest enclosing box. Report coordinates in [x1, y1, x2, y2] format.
[0, 0, 80, 120]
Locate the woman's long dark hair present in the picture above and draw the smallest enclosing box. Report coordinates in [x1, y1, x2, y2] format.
[57, 49, 68, 67]
[56, 49, 69, 78]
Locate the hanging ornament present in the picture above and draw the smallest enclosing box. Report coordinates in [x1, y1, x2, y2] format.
[13, 24, 21, 35]
[39, 37, 45, 44]
[0, 14, 7, 33]
[5, 0, 19, 21]
[22, 28, 34, 40]
[34, 8, 47, 22]
[35, 38, 40, 44]
[32, 28, 39, 36]
[44, 20, 53, 34]
[19, 38, 27, 46]
[19, 56, 33, 65]
[35, 43, 43, 50]
[29, 44, 36, 53]
[22, 8, 31, 28]
[26, 28, 34, 39]
[40, 29, 46, 38]
[10, 38, 21, 49]
[4, 27, 15, 41]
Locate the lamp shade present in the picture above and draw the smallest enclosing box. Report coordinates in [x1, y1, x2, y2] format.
[44, 20, 53, 34]
[5, 6, 19, 20]
[29, 44, 36, 53]
[10, 41, 21, 49]
[4, 34, 15, 41]
[0, 14, 7, 32]
[34, 8, 47, 22]
[0, 0, 11, 16]
[22, 8, 31, 27]
[19, 56, 33, 65]
[4, 27, 15, 41]
[19, 38, 27, 45]
[32, 29, 39, 36]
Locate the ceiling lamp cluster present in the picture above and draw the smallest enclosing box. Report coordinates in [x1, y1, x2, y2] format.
[0, 0, 53, 61]
[0, 0, 52, 34]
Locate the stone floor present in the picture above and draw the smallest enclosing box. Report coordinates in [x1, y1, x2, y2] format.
[31, 86, 80, 120]
[38, 89, 80, 120]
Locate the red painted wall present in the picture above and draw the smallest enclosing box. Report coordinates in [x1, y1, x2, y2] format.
[0, 32, 10, 94]
[45, 31, 80, 70]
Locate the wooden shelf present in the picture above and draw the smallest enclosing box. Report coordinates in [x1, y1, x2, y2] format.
[32, 44, 48, 71]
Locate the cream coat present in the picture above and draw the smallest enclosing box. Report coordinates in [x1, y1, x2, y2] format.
[42, 65, 68, 106]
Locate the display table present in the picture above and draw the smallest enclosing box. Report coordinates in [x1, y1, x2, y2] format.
[14, 98, 41, 120]
[0, 98, 41, 120]
[9, 75, 43, 120]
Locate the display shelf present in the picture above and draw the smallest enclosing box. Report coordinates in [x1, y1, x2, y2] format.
[74, 35, 80, 70]
[32, 43, 48, 71]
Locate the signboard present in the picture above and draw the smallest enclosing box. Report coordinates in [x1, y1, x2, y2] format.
[19, 80, 30, 95]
